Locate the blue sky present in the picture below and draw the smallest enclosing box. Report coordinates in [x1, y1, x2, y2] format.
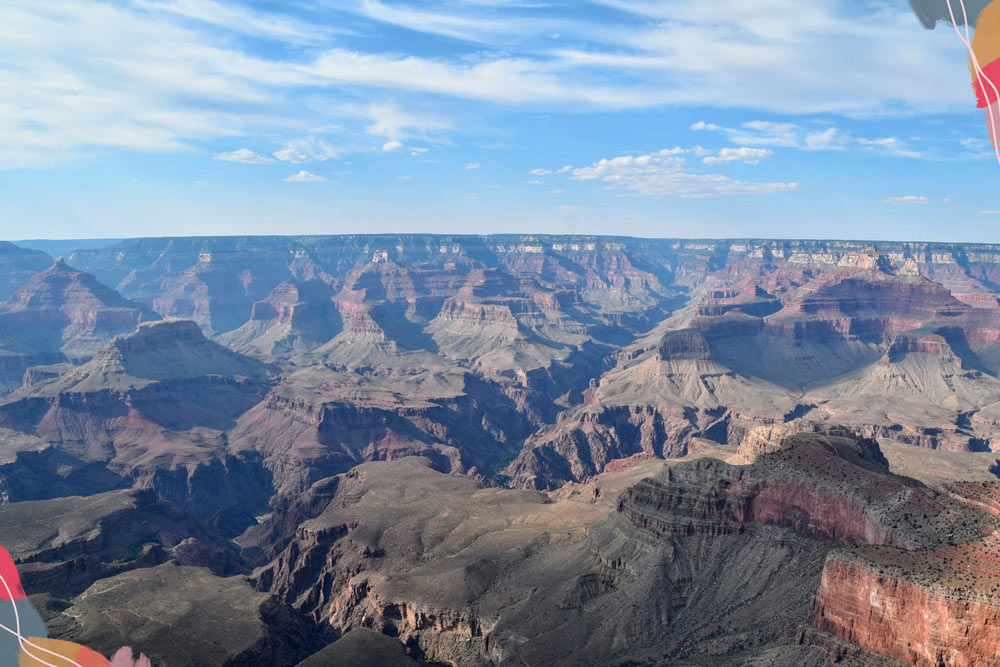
[1, 0, 998, 241]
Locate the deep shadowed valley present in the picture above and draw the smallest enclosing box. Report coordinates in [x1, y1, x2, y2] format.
[3, 235, 1000, 665]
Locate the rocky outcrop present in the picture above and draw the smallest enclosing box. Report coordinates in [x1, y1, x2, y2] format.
[48, 564, 329, 666]
[0, 242, 53, 301]
[0, 259, 157, 393]
[229, 370, 532, 497]
[251, 428, 942, 666]
[812, 555, 1000, 667]
[0, 489, 243, 598]
[0, 321, 275, 530]
[218, 280, 341, 356]
[811, 481, 1000, 666]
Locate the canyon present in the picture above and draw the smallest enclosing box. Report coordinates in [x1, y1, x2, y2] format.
[2, 235, 1000, 664]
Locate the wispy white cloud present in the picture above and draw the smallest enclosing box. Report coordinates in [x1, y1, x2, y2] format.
[354, 0, 512, 43]
[572, 148, 798, 198]
[213, 148, 274, 164]
[693, 120, 927, 158]
[133, 0, 342, 43]
[884, 195, 949, 205]
[702, 147, 773, 165]
[273, 138, 343, 164]
[382, 140, 404, 152]
[284, 170, 326, 182]
[465, 162, 480, 169]
[0, 0, 977, 169]
[273, 148, 309, 164]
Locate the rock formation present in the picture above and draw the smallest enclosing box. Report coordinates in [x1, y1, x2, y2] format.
[0, 236, 1000, 664]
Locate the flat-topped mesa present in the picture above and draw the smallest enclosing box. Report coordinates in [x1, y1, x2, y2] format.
[734, 421, 889, 469]
[696, 285, 782, 318]
[85, 319, 271, 385]
[618, 425, 943, 548]
[656, 328, 712, 361]
[219, 280, 341, 356]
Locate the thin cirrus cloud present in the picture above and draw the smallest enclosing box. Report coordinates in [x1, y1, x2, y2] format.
[692, 121, 929, 158]
[702, 147, 773, 165]
[213, 148, 274, 164]
[284, 170, 327, 182]
[530, 166, 572, 175]
[0, 0, 979, 169]
[884, 195, 950, 205]
[570, 148, 799, 198]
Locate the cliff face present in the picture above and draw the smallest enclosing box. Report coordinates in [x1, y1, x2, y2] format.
[811, 481, 1000, 666]
[0, 259, 157, 393]
[813, 556, 1000, 667]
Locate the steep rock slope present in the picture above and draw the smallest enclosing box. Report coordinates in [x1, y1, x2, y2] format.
[0, 241, 52, 301]
[0, 259, 156, 393]
[0, 320, 275, 531]
[812, 480, 1000, 666]
[0, 488, 242, 599]
[218, 280, 341, 357]
[512, 250, 1000, 489]
[248, 426, 949, 666]
[48, 564, 328, 667]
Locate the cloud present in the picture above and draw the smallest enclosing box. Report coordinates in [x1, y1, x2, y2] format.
[354, 0, 514, 43]
[346, 103, 452, 141]
[572, 148, 798, 198]
[382, 140, 404, 152]
[284, 170, 326, 182]
[132, 0, 341, 43]
[273, 148, 310, 164]
[530, 165, 576, 175]
[273, 138, 342, 164]
[884, 195, 949, 205]
[980, 210, 1000, 215]
[213, 148, 274, 164]
[693, 120, 927, 158]
[465, 163, 480, 169]
[702, 147, 773, 165]
[409, 147, 430, 156]
[0, 0, 977, 169]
